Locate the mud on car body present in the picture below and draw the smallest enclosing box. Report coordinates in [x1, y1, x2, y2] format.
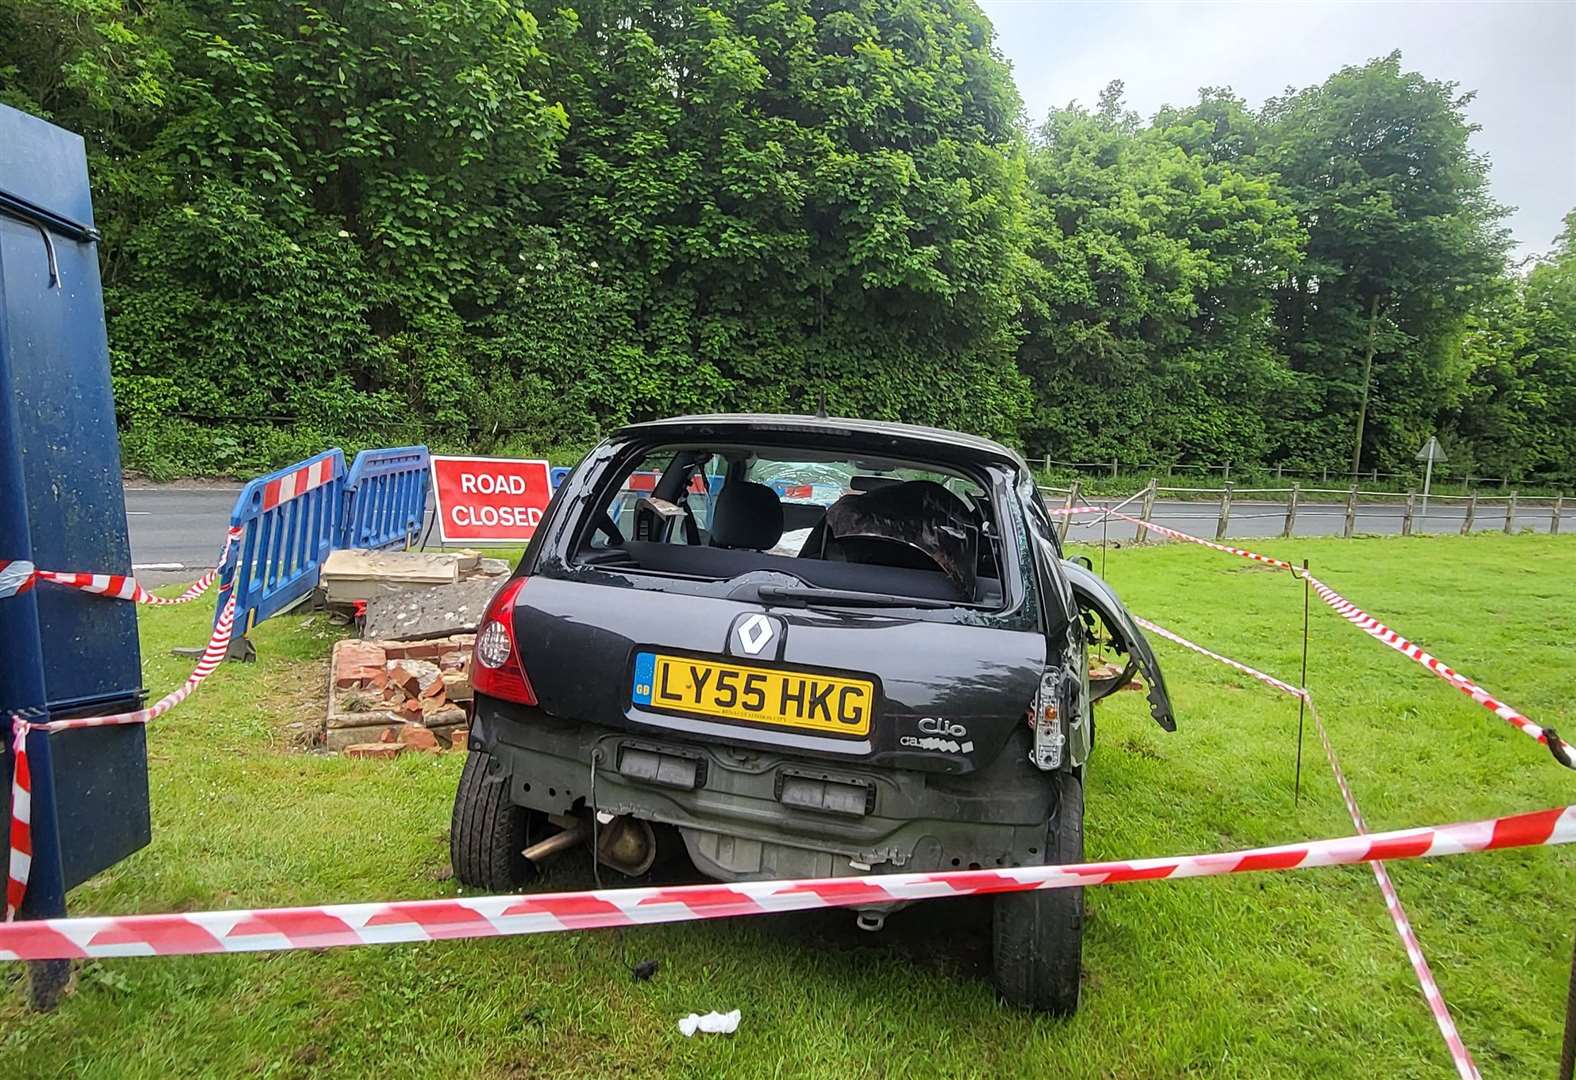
[451, 414, 1173, 1014]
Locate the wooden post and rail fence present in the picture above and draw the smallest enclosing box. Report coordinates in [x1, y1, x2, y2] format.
[1039, 479, 1568, 544]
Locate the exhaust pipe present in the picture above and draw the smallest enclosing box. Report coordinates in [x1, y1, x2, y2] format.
[521, 813, 657, 878]
[522, 815, 588, 864]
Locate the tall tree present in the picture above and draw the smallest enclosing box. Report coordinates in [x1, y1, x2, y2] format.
[1255, 52, 1510, 474]
[1444, 211, 1576, 486]
[1017, 87, 1302, 465]
[522, 0, 1033, 437]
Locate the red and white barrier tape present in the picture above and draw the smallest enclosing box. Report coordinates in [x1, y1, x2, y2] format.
[1301, 572, 1574, 768]
[1136, 615, 1477, 1077]
[0, 560, 36, 598]
[0, 527, 242, 607]
[1106, 508, 1297, 568]
[1305, 697, 1479, 1077]
[262, 457, 334, 511]
[5, 595, 238, 921]
[0, 804, 1569, 960]
[1104, 508, 1574, 768]
[1133, 616, 1308, 700]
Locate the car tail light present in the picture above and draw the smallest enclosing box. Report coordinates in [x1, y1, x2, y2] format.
[1028, 667, 1065, 771]
[471, 577, 536, 705]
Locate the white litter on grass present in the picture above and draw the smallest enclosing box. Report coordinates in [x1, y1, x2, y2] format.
[678, 1009, 741, 1037]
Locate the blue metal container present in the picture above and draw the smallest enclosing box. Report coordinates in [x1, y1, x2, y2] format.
[0, 105, 150, 940]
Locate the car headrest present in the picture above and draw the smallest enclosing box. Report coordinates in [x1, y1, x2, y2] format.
[710, 481, 784, 551]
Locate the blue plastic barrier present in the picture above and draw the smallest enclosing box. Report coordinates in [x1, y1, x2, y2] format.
[218, 449, 346, 651]
[341, 445, 429, 551]
[550, 466, 571, 490]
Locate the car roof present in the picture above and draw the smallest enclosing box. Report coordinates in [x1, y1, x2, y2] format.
[612, 413, 1027, 470]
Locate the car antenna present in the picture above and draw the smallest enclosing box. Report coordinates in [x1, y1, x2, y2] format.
[814, 390, 828, 419]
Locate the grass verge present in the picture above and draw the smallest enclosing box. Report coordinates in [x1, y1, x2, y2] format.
[2, 533, 1573, 1077]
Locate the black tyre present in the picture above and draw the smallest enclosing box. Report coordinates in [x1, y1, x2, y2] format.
[450, 749, 531, 890]
[992, 769, 1085, 1015]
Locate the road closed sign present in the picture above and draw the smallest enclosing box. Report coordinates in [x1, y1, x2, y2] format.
[430, 455, 553, 544]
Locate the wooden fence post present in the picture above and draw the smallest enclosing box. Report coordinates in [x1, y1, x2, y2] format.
[1283, 482, 1300, 539]
[1321, 466, 1329, 484]
[1463, 493, 1476, 535]
[1555, 493, 1564, 536]
[1216, 482, 1233, 540]
[1402, 491, 1416, 536]
[1223, 460, 1232, 481]
[1109, 457, 1119, 479]
[1274, 463, 1283, 481]
[1505, 491, 1517, 534]
[1344, 485, 1358, 539]
[1064, 480, 1079, 514]
[1136, 478, 1157, 542]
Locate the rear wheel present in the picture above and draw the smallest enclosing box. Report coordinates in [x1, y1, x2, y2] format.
[992, 770, 1084, 1014]
[450, 748, 532, 890]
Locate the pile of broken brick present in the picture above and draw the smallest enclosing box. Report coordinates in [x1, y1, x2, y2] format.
[327, 636, 475, 758]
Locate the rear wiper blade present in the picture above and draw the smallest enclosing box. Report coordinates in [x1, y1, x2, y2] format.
[755, 585, 956, 610]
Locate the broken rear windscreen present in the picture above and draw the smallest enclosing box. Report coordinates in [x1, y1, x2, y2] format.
[571, 444, 1007, 608]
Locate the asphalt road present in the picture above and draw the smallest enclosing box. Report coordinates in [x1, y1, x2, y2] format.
[124, 486, 244, 581]
[123, 487, 1567, 577]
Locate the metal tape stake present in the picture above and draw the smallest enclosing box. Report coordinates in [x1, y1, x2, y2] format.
[1295, 559, 1310, 807]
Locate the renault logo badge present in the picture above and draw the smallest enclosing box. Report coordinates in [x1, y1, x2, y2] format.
[737, 613, 774, 655]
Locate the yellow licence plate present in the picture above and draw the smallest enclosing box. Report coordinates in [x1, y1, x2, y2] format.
[631, 652, 873, 737]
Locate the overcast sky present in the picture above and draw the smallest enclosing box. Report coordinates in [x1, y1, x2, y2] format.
[980, 0, 1576, 262]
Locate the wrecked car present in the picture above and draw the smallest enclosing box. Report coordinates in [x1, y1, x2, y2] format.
[451, 414, 1173, 1014]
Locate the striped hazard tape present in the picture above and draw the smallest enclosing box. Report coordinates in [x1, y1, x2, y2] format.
[1302, 572, 1574, 769]
[4, 525, 246, 917]
[0, 804, 1570, 961]
[6, 595, 238, 920]
[0, 560, 36, 599]
[1137, 615, 1479, 1078]
[1106, 509, 1297, 569]
[262, 457, 334, 511]
[1305, 696, 1479, 1078]
[1133, 616, 1308, 699]
[1103, 507, 1575, 769]
[1, 527, 242, 607]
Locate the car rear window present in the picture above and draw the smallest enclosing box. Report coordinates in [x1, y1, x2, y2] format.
[571, 443, 1006, 608]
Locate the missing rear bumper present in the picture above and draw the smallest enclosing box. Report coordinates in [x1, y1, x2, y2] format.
[472, 703, 1054, 881]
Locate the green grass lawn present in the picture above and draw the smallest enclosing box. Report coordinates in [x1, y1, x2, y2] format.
[2, 534, 1573, 1077]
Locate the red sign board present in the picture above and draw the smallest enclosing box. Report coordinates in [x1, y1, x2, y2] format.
[429, 455, 553, 544]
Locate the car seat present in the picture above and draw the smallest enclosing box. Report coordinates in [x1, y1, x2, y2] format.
[708, 480, 784, 551]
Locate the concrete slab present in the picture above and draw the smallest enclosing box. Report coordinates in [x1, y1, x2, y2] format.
[361, 576, 507, 640]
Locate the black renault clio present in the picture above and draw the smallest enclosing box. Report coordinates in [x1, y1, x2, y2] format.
[451, 414, 1173, 1014]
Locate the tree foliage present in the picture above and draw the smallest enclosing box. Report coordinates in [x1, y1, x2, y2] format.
[1018, 89, 1302, 467]
[1443, 213, 1576, 482]
[0, 5, 1568, 485]
[1253, 52, 1511, 474]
